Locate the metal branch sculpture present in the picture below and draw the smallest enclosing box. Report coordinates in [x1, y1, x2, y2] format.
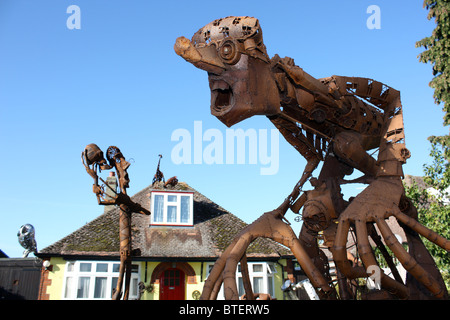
[82, 144, 150, 300]
[175, 16, 450, 300]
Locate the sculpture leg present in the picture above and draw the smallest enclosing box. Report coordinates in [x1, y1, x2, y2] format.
[392, 209, 450, 251]
[396, 196, 448, 299]
[112, 208, 132, 300]
[239, 255, 254, 300]
[333, 210, 410, 299]
[222, 232, 252, 299]
[210, 273, 224, 300]
[376, 213, 446, 298]
[201, 211, 336, 300]
[332, 180, 449, 299]
[367, 223, 404, 284]
[112, 261, 125, 300]
[298, 225, 332, 284]
[329, 130, 450, 299]
[123, 259, 132, 300]
[201, 237, 239, 300]
[332, 218, 367, 280]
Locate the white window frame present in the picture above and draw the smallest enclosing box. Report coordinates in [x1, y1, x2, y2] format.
[62, 261, 140, 300]
[205, 262, 276, 299]
[150, 191, 194, 226]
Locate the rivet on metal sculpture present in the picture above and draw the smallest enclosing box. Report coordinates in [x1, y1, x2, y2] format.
[17, 224, 38, 258]
[82, 144, 150, 300]
[175, 16, 450, 300]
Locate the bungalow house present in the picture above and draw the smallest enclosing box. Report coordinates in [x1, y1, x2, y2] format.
[36, 180, 295, 300]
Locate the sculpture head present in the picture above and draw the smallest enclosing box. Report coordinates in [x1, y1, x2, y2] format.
[174, 16, 280, 127]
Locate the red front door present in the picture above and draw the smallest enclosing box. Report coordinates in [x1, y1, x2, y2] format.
[160, 268, 185, 300]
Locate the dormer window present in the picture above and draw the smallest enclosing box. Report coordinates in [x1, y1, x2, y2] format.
[150, 191, 194, 226]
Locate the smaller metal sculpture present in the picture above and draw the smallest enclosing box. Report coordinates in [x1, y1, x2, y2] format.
[17, 224, 37, 258]
[82, 144, 150, 300]
[151, 154, 178, 188]
[152, 154, 165, 185]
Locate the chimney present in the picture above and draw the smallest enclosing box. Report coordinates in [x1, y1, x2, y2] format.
[104, 171, 117, 213]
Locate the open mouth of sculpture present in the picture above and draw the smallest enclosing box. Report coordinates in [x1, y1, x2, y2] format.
[211, 80, 233, 114]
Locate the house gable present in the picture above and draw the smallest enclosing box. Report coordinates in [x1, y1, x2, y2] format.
[38, 181, 291, 259]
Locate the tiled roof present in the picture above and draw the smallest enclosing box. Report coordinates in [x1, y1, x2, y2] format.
[39, 182, 291, 259]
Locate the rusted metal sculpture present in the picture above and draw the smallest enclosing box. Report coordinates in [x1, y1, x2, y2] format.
[152, 154, 165, 185]
[175, 16, 450, 300]
[82, 144, 150, 300]
[151, 154, 178, 188]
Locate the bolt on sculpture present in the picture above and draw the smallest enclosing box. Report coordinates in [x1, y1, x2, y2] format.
[82, 144, 150, 300]
[175, 16, 450, 300]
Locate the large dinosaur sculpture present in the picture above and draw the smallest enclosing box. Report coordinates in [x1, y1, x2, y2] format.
[175, 16, 449, 300]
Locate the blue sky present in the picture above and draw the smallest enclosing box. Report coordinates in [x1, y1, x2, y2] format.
[0, 0, 447, 258]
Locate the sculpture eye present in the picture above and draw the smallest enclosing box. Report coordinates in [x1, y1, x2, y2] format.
[219, 40, 240, 65]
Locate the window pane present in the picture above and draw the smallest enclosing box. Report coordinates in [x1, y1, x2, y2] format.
[267, 263, 276, 274]
[131, 264, 139, 273]
[268, 277, 274, 297]
[154, 195, 164, 222]
[96, 263, 108, 272]
[66, 262, 74, 272]
[238, 277, 244, 296]
[253, 277, 263, 293]
[94, 277, 107, 298]
[112, 263, 120, 273]
[111, 277, 118, 298]
[168, 195, 177, 202]
[180, 196, 190, 223]
[80, 263, 91, 272]
[131, 278, 138, 297]
[252, 264, 263, 273]
[64, 277, 74, 299]
[207, 265, 214, 277]
[167, 206, 177, 223]
[77, 277, 90, 298]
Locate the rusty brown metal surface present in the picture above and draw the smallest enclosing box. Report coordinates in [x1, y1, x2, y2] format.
[82, 144, 150, 300]
[175, 16, 450, 300]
